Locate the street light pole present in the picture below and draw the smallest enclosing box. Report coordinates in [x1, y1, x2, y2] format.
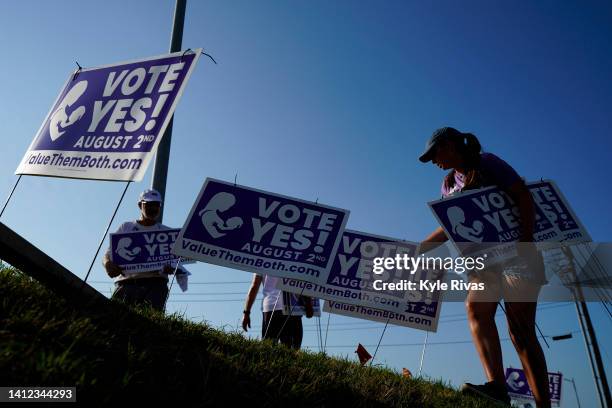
[564, 377, 581, 408]
[151, 0, 187, 221]
[574, 299, 611, 408]
[562, 246, 611, 408]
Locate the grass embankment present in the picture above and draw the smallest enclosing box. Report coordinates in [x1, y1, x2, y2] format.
[0, 265, 496, 407]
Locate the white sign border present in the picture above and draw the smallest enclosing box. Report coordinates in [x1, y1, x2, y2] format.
[16, 49, 202, 182]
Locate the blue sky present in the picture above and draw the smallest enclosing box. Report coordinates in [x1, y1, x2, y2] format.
[1, 1, 610, 406]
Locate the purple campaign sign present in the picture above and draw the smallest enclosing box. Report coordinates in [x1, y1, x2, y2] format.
[16, 50, 201, 181]
[173, 178, 349, 284]
[428, 180, 590, 259]
[323, 299, 440, 332]
[277, 230, 440, 312]
[548, 372, 563, 405]
[505, 368, 562, 406]
[110, 228, 190, 273]
[278, 229, 444, 332]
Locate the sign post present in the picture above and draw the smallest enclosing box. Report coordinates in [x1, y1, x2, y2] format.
[505, 368, 563, 407]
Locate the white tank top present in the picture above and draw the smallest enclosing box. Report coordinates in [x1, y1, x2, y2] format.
[261, 275, 284, 312]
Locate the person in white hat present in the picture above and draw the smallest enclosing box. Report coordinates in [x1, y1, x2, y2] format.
[102, 188, 180, 311]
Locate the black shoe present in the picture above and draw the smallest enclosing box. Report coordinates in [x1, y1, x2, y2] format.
[461, 381, 511, 406]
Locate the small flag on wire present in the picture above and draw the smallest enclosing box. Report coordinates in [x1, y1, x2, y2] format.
[355, 343, 372, 366]
[402, 368, 413, 378]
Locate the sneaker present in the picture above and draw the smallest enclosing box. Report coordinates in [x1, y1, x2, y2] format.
[461, 381, 511, 406]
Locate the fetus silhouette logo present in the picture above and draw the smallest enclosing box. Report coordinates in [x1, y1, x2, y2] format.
[446, 206, 484, 242]
[48, 80, 88, 141]
[506, 370, 526, 391]
[116, 237, 142, 261]
[198, 192, 244, 239]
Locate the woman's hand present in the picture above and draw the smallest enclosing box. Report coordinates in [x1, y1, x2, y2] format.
[303, 297, 314, 318]
[242, 312, 251, 331]
[242, 275, 262, 332]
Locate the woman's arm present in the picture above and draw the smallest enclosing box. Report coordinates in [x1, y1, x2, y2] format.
[425, 226, 448, 242]
[419, 226, 449, 254]
[506, 180, 535, 242]
[242, 274, 263, 331]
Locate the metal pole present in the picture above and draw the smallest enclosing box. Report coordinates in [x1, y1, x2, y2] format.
[418, 331, 429, 376]
[566, 245, 612, 408]
[151, 0, 186, 221]
[564, 377, 581, 408]
[369, 318, 390, 367]
[317, 315, 323, 352]
[0, 175, 22, 219]
[575, 299, 611, 408]
[163, 256, 182, 311]
[83, 181, 131, 284]
[323, 312, 331, 354]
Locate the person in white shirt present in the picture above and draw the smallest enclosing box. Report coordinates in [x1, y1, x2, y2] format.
[242, 274, 313, 349]
[102, 188, 176, 311]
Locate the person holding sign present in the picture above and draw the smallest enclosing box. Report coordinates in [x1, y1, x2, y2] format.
[242, 274, 314, 349]
[103, 189, 178, 311]
[418, 127, 551, 407]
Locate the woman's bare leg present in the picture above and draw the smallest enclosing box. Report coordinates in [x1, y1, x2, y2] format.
[505, 301, 551, 408]
[465, 298, 506, 384]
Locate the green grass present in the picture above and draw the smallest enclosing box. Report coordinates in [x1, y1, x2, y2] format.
[0, 264, 497, 407]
